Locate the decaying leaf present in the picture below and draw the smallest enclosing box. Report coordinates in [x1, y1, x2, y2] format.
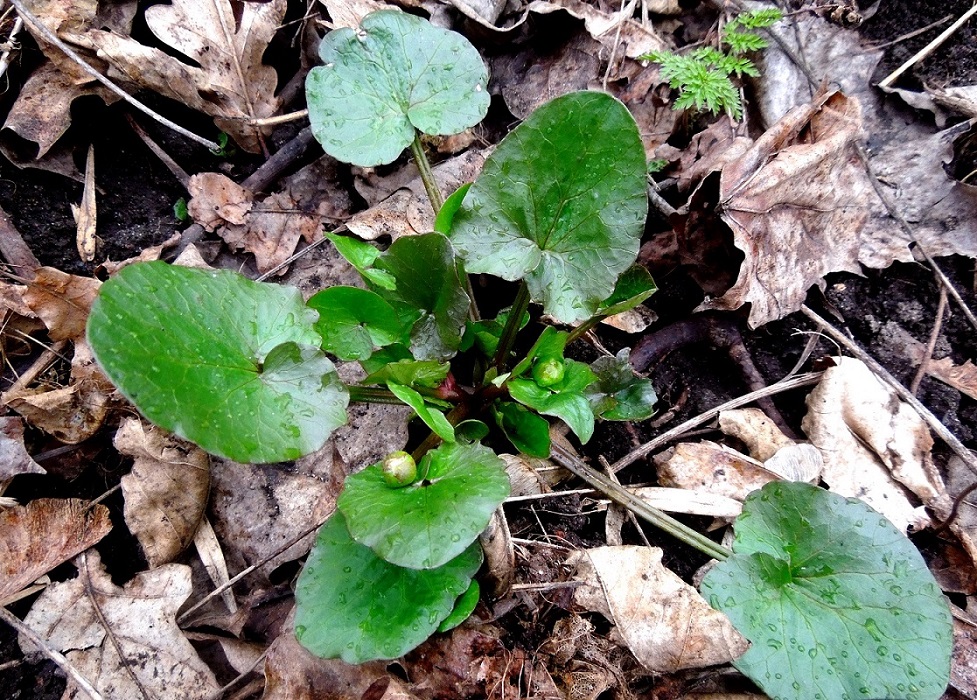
[718, 408, 795, 462]
[187, 173, 253, 231]
[20, 551, 220, 700]
[22, 267, 101, 342]
[629, 486, 743, 518]
[526, 0, 667, 58]
[0, 498, 111, 602]
[72, 144, 97, 262]
[569, 546, 748, 672]
[654, 441, 777, 501]
[0, 416, 45, 479]
[317, 0, 386, 29]
[801, 356, 947, 532]
[115, 418, 210, 568]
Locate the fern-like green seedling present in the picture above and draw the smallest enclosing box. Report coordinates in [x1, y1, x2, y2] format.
[643, 7, 782, 120]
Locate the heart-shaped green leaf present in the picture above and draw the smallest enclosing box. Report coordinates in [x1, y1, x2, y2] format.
[87, 262, 349, 463]
[306, 10, 490, 166]
[449, 91, 648, 323]
[375, 233, 471, 361]
[587, 349, 657, 421]
[307, 286, 407, 360]
[701, 481, 952, 700]
[295, 512, 481, 663]
[494, 401, 551, 458]
[437, 579, 480, 633]
[338, 441, 510, 569]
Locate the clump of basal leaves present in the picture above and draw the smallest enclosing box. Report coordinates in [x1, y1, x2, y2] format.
[85, 9, 952, 699]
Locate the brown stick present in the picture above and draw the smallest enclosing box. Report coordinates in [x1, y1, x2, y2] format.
[0, 206, 40, 273]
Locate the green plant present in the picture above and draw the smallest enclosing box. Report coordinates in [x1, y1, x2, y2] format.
[642, 8, 783, 120]
[85, 11, 952, 698]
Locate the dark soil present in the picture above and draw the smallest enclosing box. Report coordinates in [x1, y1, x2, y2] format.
[3, 1, 977, 698]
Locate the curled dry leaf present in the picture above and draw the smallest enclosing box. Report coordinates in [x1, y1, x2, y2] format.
[718, 408, 794, 462]
[0, 498, 111, 601]
[317, 0, 387, 29]
[20, 551, 220, 700]
[187, 173, 253, 231]
[115, 418, 210, 568]
[0, 416, 45, 479]
[23, 267, 100, 342]
[801, 356, 947, 532]
[526, 0, 667, 58]
[655, 440, 777, 501]
[569, 546, 748, 672]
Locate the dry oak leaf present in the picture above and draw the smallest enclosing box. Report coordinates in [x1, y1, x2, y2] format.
[0, 416, 45, 479]
[20, 551, 220, 700]
[23, 267, 101, 342]
[801, 356, 948, 533]
[220, 190, 323, 275]
[569, 546, 748, 672]
[187, 172, 254, 231]
[115, 418, 210, 568]
[0, 498, 111, 601]
[82, 0, 286, 152]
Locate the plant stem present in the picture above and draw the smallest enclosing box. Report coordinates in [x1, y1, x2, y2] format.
[409, 133, 444, 213]
[347, 386, 404, 405]
[550, 442, 732, 561]
[493, 281, 531, 371]
[565, 315, 605, 346]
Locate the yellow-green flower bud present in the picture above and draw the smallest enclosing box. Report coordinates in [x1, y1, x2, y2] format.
[532, 356, 565, 387]
[382, 450, 417, 488]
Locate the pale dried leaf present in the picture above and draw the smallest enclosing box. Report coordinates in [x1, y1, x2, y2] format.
[0, 416, 45, 479]
[187, 173, 254, 231]
[20, 551, 220, 700]
[500, 453, 551, 497]
[346, 149, 487, 241]
[98, 232, 182, 275]
[630, 486, 743, 518]
[569, 546, 748, 672]
[479, 508, 514, 599]
[0, 498, 111, 601]
[801, 357, 946, 532]
[600, 305, 657, 334]
[115, 419, 210, 568]
[23, 267, 100, 341]
[718, 408, 795, 462]
[762, 443, 823, 483]
[317, 0, 387, 28]
[654, 440, 777, 501]
[526, 0, 666, 58]
[74, 144, 97, 262]
[216, 637, 265, 675]
[193, 515, 237, 614]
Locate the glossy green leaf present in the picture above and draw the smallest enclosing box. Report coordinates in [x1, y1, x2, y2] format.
[508, 360, 597, 443]
[510, 326, 567, 379]
[87, 262, 348, 463]
[437, 580, 480, 633]
[294, 513, 481, 663]
[494, 401, 551, 458]
[462, 307, 530, 358]
[375, 233, 470, 361]
[388, 382, 455, 443]
[587, 349, 657, 421]
[435, 183, 472, 234]
[449, 91, 648, 323]
[307, 286, 407, 360]
[701, 481, 952, 700]
[338, 441, 510, 569]
[306, 11, 489, 166]
[326, 233, 396, 290]
[363, 358, 450, 388]
[597, 265, 657, 317]
[454, 419, 490, 443]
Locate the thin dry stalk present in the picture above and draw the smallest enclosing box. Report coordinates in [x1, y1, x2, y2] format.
[909, 285, 948, 394]
[879, 3, 977, 88]
[0, 605, 106, 700]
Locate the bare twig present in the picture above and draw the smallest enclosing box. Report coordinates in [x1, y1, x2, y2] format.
[125, 114, 191, 189]
[874, 14, 953, 50]
[879, 4, 977, 88]
[609, 372, 823, 473]
[0, 15, 23, 81]
[248, 109, 308, 128]
[0, 606, 106, 700]
[800, 304, 977, 479]
[909, 285, 948, 394]
[7, 0, 219, 151]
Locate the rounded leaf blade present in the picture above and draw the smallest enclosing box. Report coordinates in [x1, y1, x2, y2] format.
[87, 261, 349, 463]
[306, 10, 490, 166]
[295, 513, 481, 663]
[701, 481, 952, 700]
[338, 441, 510, 569]
[449, 91, 648, 322]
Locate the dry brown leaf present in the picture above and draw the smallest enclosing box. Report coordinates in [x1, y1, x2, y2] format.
[72, 144, 97, 262]
[220, 191, 323, 275]
[346, 149, 488, 241]
[115, 419, 210, 568]
[79, 0, 286, 152]
[0, 416, 45, 479]
[20, 551, 220, 700]
[317, 0, 387, 29]
[526, 0, 667, 58]
[569, 546, 748, 672]
[801, 357, 947, 532]
[187, 172, 254, 231]
[630, 486, 743, 518]
[500, 453, 552, 497]
[951, 617, 977, 699]
[23, 267, 100, 341]
[655, 440, 778, 501]
[718, 408, 794, 462]
[0, 498, 111, 601]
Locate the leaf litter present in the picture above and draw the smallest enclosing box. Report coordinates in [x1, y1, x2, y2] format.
[2, 0, 977, 698]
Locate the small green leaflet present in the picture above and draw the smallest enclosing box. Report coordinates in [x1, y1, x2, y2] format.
[449, 91, 648, 323]
[338, 441, 510, 570]
[87, 262, 348, 463]
[306, 10, 489, 166]
[508, 360, 597, 444]
[701, 481, 952, 700]
[587, 349, 657, 421]
[387, 382, 455, 443]
[294, 513, 481, 663]
[307, 286, 407, 361]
